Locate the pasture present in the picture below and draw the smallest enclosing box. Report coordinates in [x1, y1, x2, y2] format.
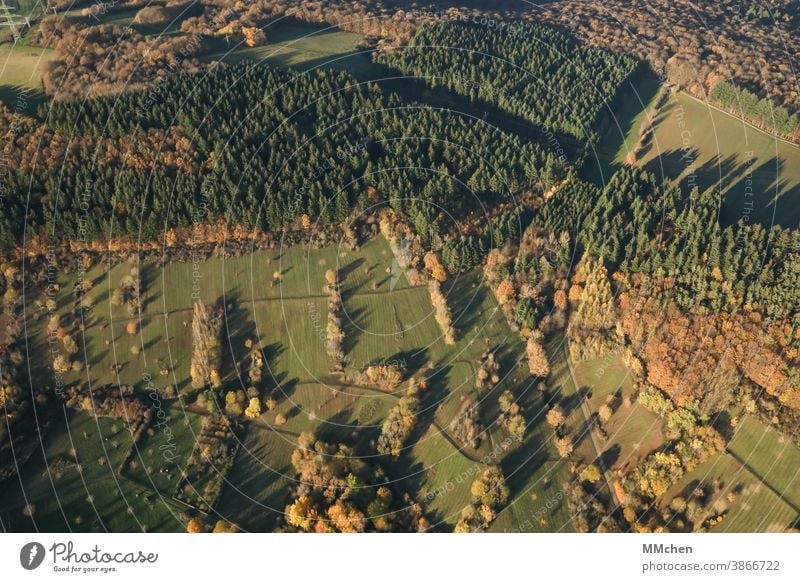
[0, 42, 52, 113]
[0, 410, 186, 532]
[571, 353, 665, 472]
[203, 23, 376, 76]
[663, 453, 798, 533]
[13, 235, 575, 530]
[728, 415, 800, 510]
[632, 90, 800, 227]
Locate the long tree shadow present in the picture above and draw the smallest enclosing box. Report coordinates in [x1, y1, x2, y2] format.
[446, 272, 488, 336]
[219, 291, 257, 390]
[337, 257, 365, 296]
[724, 156, 798, 227]
[341, 305, 369, 358]
[140, 262, 158, 314]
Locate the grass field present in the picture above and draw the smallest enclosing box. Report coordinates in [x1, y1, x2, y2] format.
[14, 236, 575, 531]
[0, 410, 186, 532]
[202, 23, 376, 76]
[0, 42, 52, 113]
[728, 415, 800, 510]
[122, 402, 204, 494]
[630, 90, 800, 227]
[663, 453, 798, 532]
[214, 425, 297, 531]
[572, 353, 665, 472]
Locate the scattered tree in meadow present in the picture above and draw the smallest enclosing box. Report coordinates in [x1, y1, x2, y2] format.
[526, 330, 550, 377]
[244, 397, 262, 419]
[474, 349, 500, 390]
[451, 397, 483, 449]
[581, 463, 602, 484]
[555, 436, 574, 458]
[546, 404, 566, 429]
[498, 389, 526, 440]
[363, 363, 405, 391]
[456, 466, 510, 532]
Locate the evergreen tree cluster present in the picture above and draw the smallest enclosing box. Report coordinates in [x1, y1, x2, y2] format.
[532, 167, 799, 321]
[375, 21, 638, 141]
[30, 63, 558, 244]
[711, 81, 799, 137]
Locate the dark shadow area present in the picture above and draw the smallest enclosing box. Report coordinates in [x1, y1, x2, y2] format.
[585, 67, 662, 185]
[598, 443, 621, 469]
[341, 305, 369, 357]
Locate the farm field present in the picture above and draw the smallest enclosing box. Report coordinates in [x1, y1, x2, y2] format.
[203, 23, 376, 76]
[728, 415, 800, 510]
[663, 453, 798, 533]
[632, 90, 800, 227]
[571, 353, 665, 472]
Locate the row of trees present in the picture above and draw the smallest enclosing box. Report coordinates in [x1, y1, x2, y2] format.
[376, 377, 425, 456]
[710, 81, 799, 138]
[324, 269, 345, 372]
[189, 302, 223, 390]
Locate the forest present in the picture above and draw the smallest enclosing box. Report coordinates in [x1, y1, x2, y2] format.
[376, 21, 638, 142]
[4, 63, 562, 246]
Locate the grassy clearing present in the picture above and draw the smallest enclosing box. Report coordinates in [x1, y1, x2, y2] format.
[728, 415, 800, 510]
[491, 460, 573, 532]
[633, 91, 800, 227]
[122, 402, 204, 494]
[202, 23, 376, 76]
[214, 425, 297, 531]
[664, 453, 798, 532]
[0, 42, 52, 113]
[572, 353, 665, 472]
[0, 410, 185, 532]
[261, 381, 395, 437]
[397, 424, 479, 529]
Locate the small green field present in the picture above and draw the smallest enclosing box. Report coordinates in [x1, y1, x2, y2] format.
[0, 409, 186, 532]
[631, 90, 800, 227]
[202, 23, 376, 76]
[663, 453, 798, 532]
[214, 425, 297, 532]
[572, 353, 665, 472]
[0, 42, 52, 113]
[122, 402, 205, 494]
[728, 415, 800, 510]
